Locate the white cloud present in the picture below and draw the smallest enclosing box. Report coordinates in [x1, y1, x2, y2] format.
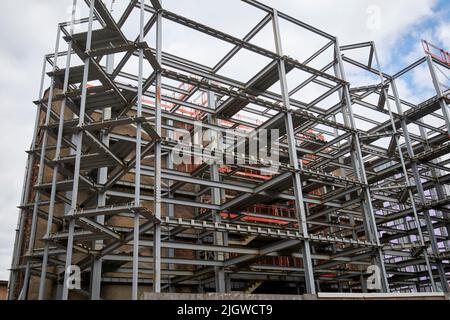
[259, 0, 437, 66]
[412, 64, 435, 93]
[436, 20, 450, 44]
[0, 0, 73, 280]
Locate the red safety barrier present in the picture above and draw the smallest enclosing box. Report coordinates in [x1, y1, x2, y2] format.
[422, 40, 450, 66]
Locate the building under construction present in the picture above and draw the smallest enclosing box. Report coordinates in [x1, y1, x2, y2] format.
[7, 0, 450, 300]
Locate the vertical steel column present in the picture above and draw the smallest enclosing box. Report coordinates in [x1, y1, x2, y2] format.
[426, 55, 450, 136]
[271, 9, 316, 294]
[153, 0, 163, 294]
[19, 27, 62, 300]
[360, 273, 368, 293]
[331, 114, 352, 292]
[62, 0, 95, 300]
[332, 57, 369, 238]
[371, 43, 437, 291]
[390, 77, 449, 292]
[417, 120, 450, 242]
[208, 89, 226, 293]
[132, 0, 146, 301]
[334, 40, 389, 292]
[167, 118, 174, 292]
[39, 3, 78, 299]
[90, 53, 114, 300]
[425, 55, 450, 252]
[8, 56, 48, 300]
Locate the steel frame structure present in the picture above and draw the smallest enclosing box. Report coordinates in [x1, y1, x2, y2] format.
[7, 0, 450, 300]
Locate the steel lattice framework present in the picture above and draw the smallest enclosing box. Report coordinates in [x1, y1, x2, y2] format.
[7, 0, 450, 300]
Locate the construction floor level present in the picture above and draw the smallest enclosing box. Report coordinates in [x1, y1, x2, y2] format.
[7, 0, 450, 300]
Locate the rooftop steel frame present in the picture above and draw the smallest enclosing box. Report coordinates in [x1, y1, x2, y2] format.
[7, 0, 450, 299]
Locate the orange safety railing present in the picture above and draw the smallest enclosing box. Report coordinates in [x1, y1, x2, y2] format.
[219, 166, 272, 181]
[246, 203, 295, 219]
[220, 212, 291, 225]
[218, 203, 296, 226]
[422, 40, 450, 66]
[253, 256, 303, 268]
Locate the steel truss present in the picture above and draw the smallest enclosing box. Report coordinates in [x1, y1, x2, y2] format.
[7, 0, 450, 299]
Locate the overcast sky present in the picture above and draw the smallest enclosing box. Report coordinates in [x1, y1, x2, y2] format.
[0, 0, 448, 281]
